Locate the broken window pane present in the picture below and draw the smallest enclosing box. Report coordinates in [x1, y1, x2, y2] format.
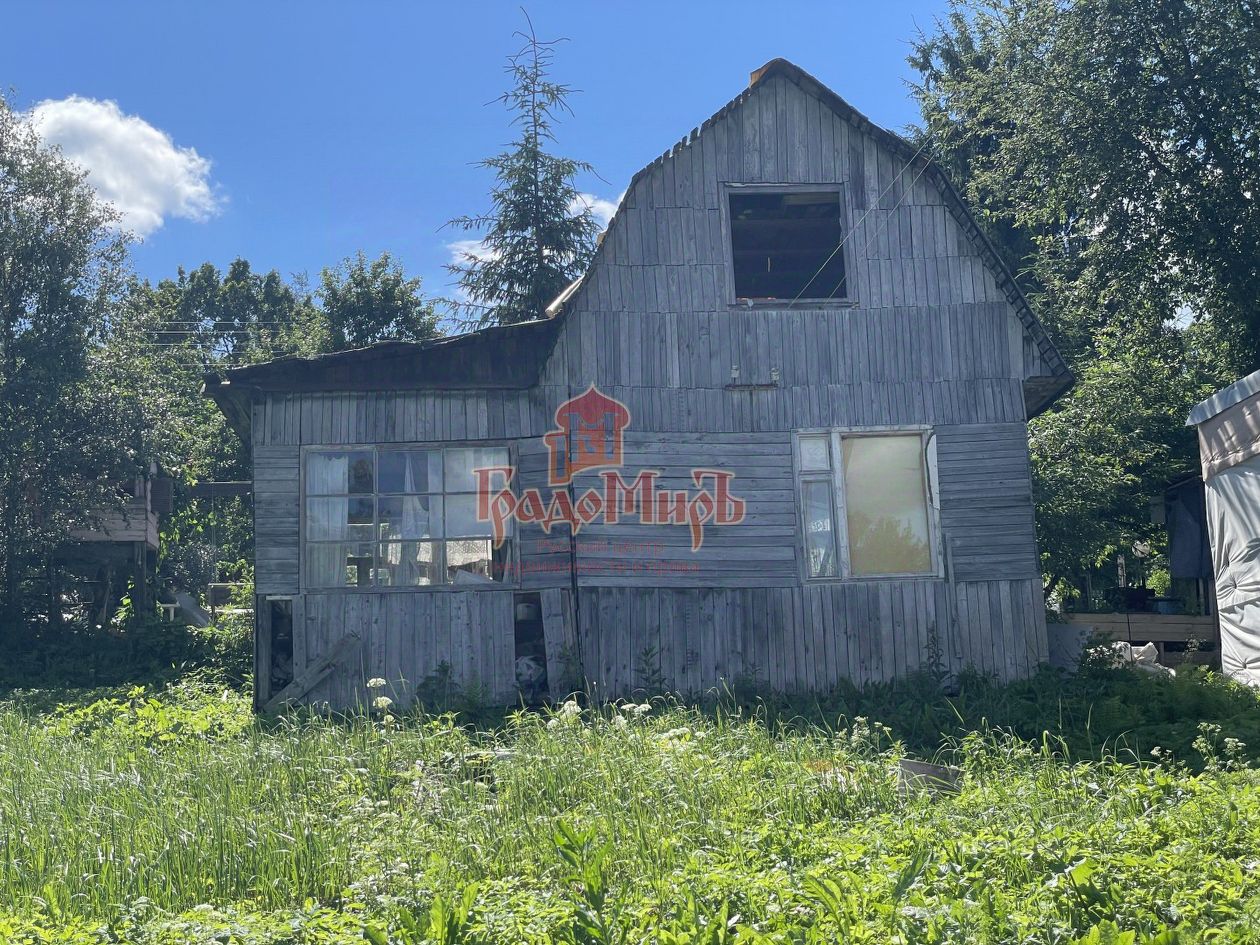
[729, 190, 846, 300]
[377, 541, 440, 586]
[842, 436, 932, 576]
[446, 538, 513, 584]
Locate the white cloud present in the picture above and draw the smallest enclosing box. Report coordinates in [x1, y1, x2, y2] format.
[27, 96, 221, 237]
[444, 191, 623, 279]
[571, 191, 623, 228]
[446, 238, 498, 265]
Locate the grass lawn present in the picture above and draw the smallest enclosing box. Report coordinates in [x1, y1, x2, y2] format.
[2, 660, 1260, 943]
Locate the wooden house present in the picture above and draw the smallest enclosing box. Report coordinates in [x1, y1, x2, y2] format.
[206, 60, 1072, 711]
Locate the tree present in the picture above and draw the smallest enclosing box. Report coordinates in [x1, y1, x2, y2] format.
[912, 0, 1260, 368]
[909, 0, 1252, 598]
[446, 16, 599, 327]
[320, 251, 439, 350]
[150, 258, 326, 365]
[0, 94, 138, 641]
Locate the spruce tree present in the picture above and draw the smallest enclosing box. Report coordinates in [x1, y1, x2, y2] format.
[447, 17, 599, 327]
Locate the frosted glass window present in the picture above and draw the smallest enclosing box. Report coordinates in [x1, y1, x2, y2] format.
[376, 541, 440, 586]
[794, 430, 936, 581]
[799, 435, 830, 472]
[842, 436, 933, 576]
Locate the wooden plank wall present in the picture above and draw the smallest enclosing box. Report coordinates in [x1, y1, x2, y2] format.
[570, 430, 797, 588]
[575, 578, 1046, 697]
[299, 590, 516, 710]
[247, 72, 1054, 706]
[935, 423, 1040, 582]
[538, 72, 1049, 691]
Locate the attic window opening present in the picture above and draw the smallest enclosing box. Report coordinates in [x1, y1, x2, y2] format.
[729, 189, 847, 301]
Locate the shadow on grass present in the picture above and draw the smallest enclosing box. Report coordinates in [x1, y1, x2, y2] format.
[0, 617, 251, 713]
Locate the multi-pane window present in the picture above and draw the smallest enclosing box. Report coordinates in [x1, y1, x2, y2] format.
[304, 446, 513, 589]
[795, 431, 936, 580]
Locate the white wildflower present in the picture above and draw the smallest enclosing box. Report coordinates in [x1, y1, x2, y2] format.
[367, 677, 388, 689]
[612, 714, 628, 729]
[373, 695, 393, 710]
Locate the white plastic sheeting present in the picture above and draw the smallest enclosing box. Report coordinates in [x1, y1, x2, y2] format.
[1204, 455, 1260, 686]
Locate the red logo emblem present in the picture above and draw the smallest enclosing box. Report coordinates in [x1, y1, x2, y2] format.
[474, 385, 747, 553]
[544, 385, 632, 486]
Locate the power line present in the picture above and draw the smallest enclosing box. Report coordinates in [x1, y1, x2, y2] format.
[784, 138, 935, 308]
[825, 155, 936, 299]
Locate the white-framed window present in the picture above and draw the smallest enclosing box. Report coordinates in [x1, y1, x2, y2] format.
[303, 445, 514, 589]
[794, 430, 938, 580]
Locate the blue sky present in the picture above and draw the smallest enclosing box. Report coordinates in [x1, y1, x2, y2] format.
[4, 1, 948, 299]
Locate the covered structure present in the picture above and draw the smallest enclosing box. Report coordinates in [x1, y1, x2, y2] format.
[208, 59, 1073, 711]
[1188, 369, 1260, 685]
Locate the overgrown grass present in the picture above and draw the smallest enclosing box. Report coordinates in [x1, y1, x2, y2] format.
[2, 666, 1260, 942]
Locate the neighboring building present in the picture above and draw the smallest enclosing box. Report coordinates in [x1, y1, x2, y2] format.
[63, 462, 170, 626]
[1188, 369, 1260, 685]
[207, 59, 1072, 711]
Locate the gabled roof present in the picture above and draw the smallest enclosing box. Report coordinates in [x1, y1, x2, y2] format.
[1188, 368, 1260, 426]
[207, 57, 1073, 430]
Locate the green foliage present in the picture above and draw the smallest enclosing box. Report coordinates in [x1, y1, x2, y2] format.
[0, 614, 251, 694]
[97, 248, 442, 619]
[3, 667, 1260, 941]
[0, 92, 138, 639]
[320, 251, 440, 350]
[446, 17, 599, 327]
[909, 0, 1251, 593]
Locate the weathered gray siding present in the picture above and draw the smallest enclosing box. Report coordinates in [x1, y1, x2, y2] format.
[247, 67, 1056, 707]
[575, 579, 1046, 698]
[297, 590, 516, 709]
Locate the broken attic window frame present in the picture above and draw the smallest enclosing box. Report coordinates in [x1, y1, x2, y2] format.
[724, 184, 850, 305]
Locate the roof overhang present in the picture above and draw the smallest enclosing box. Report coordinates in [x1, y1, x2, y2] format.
[203, 317, 563, 441]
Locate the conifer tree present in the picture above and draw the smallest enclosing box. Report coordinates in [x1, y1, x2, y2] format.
[447, 16, 599, 327]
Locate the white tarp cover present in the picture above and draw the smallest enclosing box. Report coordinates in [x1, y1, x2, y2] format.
[1205, 455, 1260, 685]
[1196, 389, 1260, 479]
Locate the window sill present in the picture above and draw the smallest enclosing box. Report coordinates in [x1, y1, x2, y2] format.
[729, 298, 858, 310]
